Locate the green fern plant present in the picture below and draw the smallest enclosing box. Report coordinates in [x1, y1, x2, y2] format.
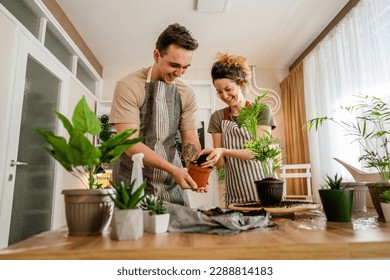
[109, 180, 147, 209]
[237, 92, 282, 179]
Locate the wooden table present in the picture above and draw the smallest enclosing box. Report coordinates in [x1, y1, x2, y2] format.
[1, 208, 390, 260]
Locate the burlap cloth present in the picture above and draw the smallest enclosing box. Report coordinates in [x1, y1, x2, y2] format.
[165, 202, 269, 235]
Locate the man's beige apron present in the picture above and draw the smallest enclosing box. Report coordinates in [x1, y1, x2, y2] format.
[222, 106, 264, 207]
[113, 67, 190, 206]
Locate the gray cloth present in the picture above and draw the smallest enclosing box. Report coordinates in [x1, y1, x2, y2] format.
[165, 203, 269, 235]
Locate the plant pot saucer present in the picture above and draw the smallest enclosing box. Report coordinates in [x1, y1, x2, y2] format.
[228, 200, 321, 217]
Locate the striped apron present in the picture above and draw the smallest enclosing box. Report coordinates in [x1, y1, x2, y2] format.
[113, 67, 190, 206]
[222, 105, 265, 207]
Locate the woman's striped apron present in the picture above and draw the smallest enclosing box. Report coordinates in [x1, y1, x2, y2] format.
[222, 105, 265, 207]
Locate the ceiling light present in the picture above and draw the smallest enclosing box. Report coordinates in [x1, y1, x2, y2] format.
[196, 0, 229, 13]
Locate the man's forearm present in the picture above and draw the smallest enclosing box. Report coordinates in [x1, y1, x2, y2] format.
[125, 142, 177, 174]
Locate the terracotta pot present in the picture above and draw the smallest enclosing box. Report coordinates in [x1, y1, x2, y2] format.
[319, 189, 354, 222]
[255, 179, 284, 206]
[367, 182, 390, 221]
[188, 162, 212, 188]
[62, 188, 114, 236]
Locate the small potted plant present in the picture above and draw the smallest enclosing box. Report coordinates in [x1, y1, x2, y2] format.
[237, 93, 283, 206]
[109, 180, 147, 240]
[318, 174, 354, 222]
[35, 96, 143, 235]
[305, 94, 390, 220]
[380, 190, 390, 223]
[188, 154, 213, 189]
[140, 195, 170, 234]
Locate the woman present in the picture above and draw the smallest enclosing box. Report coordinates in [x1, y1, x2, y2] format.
[199, 53, 276, 207]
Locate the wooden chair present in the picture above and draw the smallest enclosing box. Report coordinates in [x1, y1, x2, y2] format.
[280, 164, 313, 201]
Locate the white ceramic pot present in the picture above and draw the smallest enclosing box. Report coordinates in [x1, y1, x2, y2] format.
[380, 202, 390, 223]
[342, 182, 367, 212]
[110, 208, 143, 241]
[143, 210, 150, 232]
[147, 213, 170, 234]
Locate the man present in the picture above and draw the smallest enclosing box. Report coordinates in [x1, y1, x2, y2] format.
[109, 23, 203, 206]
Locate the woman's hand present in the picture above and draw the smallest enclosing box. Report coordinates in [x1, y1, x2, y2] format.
[198, 147, 225, 168]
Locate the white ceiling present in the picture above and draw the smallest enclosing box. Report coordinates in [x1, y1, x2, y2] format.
[56, 0, 349, 74]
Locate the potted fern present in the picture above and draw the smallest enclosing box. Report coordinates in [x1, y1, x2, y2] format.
[319, 174, 354, 222]
[380, 190, 390, 223]
[35, 96, 143, 235]
[109, 180, 147, 240]
[237, 93, 283, 206]
[305, 94, 390, 220]
[140, 195, 170, 233]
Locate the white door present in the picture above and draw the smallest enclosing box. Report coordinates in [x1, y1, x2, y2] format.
[0, 34, 68, 247]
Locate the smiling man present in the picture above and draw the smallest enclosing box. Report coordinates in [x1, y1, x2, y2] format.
[109, 23, 203, 206]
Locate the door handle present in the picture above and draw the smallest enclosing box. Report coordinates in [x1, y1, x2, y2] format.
[10, 160, 28, 167]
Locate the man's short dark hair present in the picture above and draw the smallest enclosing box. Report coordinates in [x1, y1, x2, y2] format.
[156, 23, 199, 55]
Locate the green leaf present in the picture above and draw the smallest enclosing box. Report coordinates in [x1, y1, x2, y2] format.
[72, 96, 100, 135]
[55, 111, 74, 135]
[109, 180, 147, 209]
[69, 130, 101, 166]
[35, 129, 73, 171]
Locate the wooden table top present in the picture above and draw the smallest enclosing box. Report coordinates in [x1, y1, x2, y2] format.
[1, 208, 390, 260]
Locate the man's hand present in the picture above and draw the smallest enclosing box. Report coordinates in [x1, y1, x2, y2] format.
[171, 166, 207, 193]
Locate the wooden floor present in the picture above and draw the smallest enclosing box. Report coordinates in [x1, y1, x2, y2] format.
[1, 208, 390, 260]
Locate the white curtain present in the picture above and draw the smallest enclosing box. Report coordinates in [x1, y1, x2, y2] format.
[303, 0, 390, 201]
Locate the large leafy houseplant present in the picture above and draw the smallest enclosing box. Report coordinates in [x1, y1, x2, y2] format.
[305, 94, 390, 182]
[36, 96, 143, 189]
[35, 96, 144, 236]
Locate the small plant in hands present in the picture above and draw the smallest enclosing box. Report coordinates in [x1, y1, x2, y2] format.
[322, 173, 343, 190]
[109, 180, 147, 209]
[140, 194, 168, 215]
